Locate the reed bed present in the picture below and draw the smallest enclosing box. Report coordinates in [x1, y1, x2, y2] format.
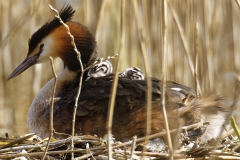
[0, 0, 240, 159]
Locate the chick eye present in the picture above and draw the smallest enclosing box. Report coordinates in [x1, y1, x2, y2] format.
[40, 44, 44, 49]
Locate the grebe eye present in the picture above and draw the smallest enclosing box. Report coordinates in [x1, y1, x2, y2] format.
[40, 44, 44, 49]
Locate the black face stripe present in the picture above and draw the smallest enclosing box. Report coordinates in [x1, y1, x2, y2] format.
[133, 67, 142, 72]
[88, 60, 113, 78]
[118, 67, 144, 80]
[125, 67, 145, 80]
[99, 64, 108, 71]
[96, 63, 110, 73]
[28, 4, 75, 55]
[132, 74, 143, 79]
[36, 45, 44, 59]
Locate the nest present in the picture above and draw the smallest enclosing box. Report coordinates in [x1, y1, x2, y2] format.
[0, 122, 239, 160]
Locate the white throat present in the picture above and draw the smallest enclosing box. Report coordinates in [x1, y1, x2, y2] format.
[27, 68, 78, 137]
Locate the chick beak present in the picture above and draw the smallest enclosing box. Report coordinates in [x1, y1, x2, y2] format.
[7, 55, 38, 80]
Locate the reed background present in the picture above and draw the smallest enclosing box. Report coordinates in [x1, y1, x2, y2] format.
[0, 0, 240, 137]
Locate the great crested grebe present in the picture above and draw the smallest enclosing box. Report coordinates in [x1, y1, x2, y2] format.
[8, 5, 228, 142]
[119, 67, 145, 80]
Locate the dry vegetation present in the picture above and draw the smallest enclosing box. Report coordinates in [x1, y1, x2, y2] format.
[1, 0, 240, 159]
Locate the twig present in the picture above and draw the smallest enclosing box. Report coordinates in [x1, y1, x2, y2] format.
[74, 150, 104, 160]
[86, 143, 96, 160]
[220, 129, 234, 139]
[0, 136, 100, 154]
[0, 148, 105, 159]
[95, 0, 107, 40]
[132, 1, 152, 159]
[48, 5, 84, 159]
[0, 133, 36, 149]
[106, 0, 126, 159]
[42, 57, 57, 160]
[107, 54, 118, 60]
[113, 150, 169, 157]
[130, 136, 137, 160]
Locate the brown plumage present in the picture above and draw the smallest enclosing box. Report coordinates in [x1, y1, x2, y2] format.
[8, 5, 228, 142]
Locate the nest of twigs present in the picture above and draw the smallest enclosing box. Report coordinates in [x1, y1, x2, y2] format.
[0, 122, 239, 160]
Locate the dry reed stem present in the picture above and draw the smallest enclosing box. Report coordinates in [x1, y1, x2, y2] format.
[173, 119, 184, 151]
[141, 0, 152, 60]
[203, 1, 215, 92]
[0, 1, 42, 50]
[95, 0, 107, 40]
[232, 1, 239, 75]
[212, 151, 240, 156]
[42, 57, 57, 160]
[167, 1, 195, 79]
[106, 0, 125, 159]
[131, 1, 152, 159]
[194, 22, 202, 96]
[161, 1, 174, 159]
[48, 5, 84, 159]
[235, 0, 240, 8]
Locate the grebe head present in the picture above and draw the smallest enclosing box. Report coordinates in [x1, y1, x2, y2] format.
[8, 5, 99, 80]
